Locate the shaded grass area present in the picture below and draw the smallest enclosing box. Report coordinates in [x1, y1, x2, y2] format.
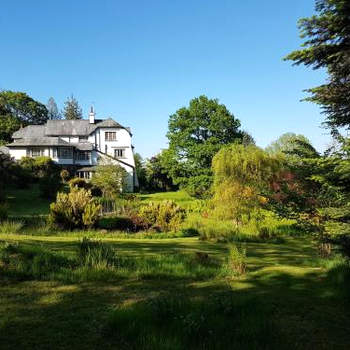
[0, 235, 350, 349]
[5, 184, 51, 216]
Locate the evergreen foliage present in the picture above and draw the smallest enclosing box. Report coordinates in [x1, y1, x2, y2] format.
[285, 0, 350, 130]
[63, 95, 82, 120]
[46, 97, 61, 120]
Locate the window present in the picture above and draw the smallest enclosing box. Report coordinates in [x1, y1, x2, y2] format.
[78, 171, 91, 179]
[114, 148, 125, 158]
[27, 148, 44, 157]
[76, 151, 91, 161]
[105, 132, 116, 141]
[57, 147, 73, 159]
[79, 136, 88, 142]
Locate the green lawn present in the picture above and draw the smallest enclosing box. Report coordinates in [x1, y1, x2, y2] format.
[0, 234, 349, 349]
[138, 190, 197, 207]
[4, 187, 193, 217]
[5, 184, 51, 216]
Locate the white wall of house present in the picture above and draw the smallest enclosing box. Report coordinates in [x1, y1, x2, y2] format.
[9, 148, 27, 160]
[61, 136, 79, 143]
[96, 128, 135, 167]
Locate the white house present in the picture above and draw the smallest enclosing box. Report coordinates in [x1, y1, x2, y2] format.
[6, 107, 138, 191]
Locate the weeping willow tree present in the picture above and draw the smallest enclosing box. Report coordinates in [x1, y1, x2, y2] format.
[212, 144, 282, 224]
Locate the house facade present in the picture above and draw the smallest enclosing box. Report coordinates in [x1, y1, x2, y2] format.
[6, 108, 138, 191]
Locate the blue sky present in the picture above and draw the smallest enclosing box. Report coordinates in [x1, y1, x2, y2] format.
[0, 0, 328, 158]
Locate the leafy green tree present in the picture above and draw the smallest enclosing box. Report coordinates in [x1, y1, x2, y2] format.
[145, 151, 175, 191]
[285, 0, 350, 131]
[90, 158, 127, 198]
[47, 97, 61, 120]
[63, 95, 82, 120]
[266, 133, 319, 158]
[0, 90, 48, 143]
[166, 95, 243, 196]
[212, 144, 281, 223]
[0, 115, 21, 144]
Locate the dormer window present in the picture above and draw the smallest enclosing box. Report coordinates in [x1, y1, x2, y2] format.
[105, 132, 116, 141]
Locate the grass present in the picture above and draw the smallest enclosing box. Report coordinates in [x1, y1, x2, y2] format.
[5, 184, 51, 216]
[0, 233, 350, 349]
[138, 190, 196, 208]
[1, 188, 350, 348]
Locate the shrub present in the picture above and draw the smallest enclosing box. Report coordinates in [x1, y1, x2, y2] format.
[0, 203, 8, 222]
[34, 156, 59, 178]
[69, 177, 90, 190]
[18, 156, 35, 172]
[69, 177, 102, 197]
[82, 201, 101, 228]
[97, 215, 148, 232]
[90, 159, 127, 198]
[183, 175, 213, 198]
[0, 220, 24, 234]
[138, 200, 186, 232]
[224, 244, 247, 277]
[48, 188, 101, 229]
[60, 169, 70, 183]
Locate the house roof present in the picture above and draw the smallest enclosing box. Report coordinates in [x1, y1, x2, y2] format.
[77, 166, 97, 172]
[45, 120, 97, 136]
[7, 137, 71, 147]
[12, 125, 46, 139]
[70, 142, 94, 151]
[96, 118, 125, 129]
[11, 117, 132, 145]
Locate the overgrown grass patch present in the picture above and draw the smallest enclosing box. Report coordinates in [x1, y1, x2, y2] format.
[0, 238, 222, 283]
[106, 293, 277, 350]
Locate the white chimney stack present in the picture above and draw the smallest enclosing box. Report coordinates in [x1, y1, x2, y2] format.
[89, 106, 95, 124]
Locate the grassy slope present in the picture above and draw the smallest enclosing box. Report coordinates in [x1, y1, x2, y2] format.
[0, 235, 349, 349]
[5, 184, 51, 216]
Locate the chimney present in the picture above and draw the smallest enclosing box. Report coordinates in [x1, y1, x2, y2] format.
[89, 106, 95, 124]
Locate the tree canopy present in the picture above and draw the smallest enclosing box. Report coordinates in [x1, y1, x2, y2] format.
[285, 0, 350, 131]
[47, 97, 61, 120]
[63, 95, 82, 120]
[165, 95, 244, 196]
[90, 158, 127, 198]
[266, 133, 319, 158]
[0, 90, 48, 143]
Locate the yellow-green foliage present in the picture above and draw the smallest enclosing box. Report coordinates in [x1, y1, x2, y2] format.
[212, 144, 281, 187]
[224, 244, 247, 276]
[212, 144, 282, 222]
[49, 188, 101, 229]
[196, 210, 297, 242]
[138, 200, 186, 232]
[91, 159, 127, 198]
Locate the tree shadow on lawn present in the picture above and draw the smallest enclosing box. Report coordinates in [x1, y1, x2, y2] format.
[1, 264, 349, 350]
